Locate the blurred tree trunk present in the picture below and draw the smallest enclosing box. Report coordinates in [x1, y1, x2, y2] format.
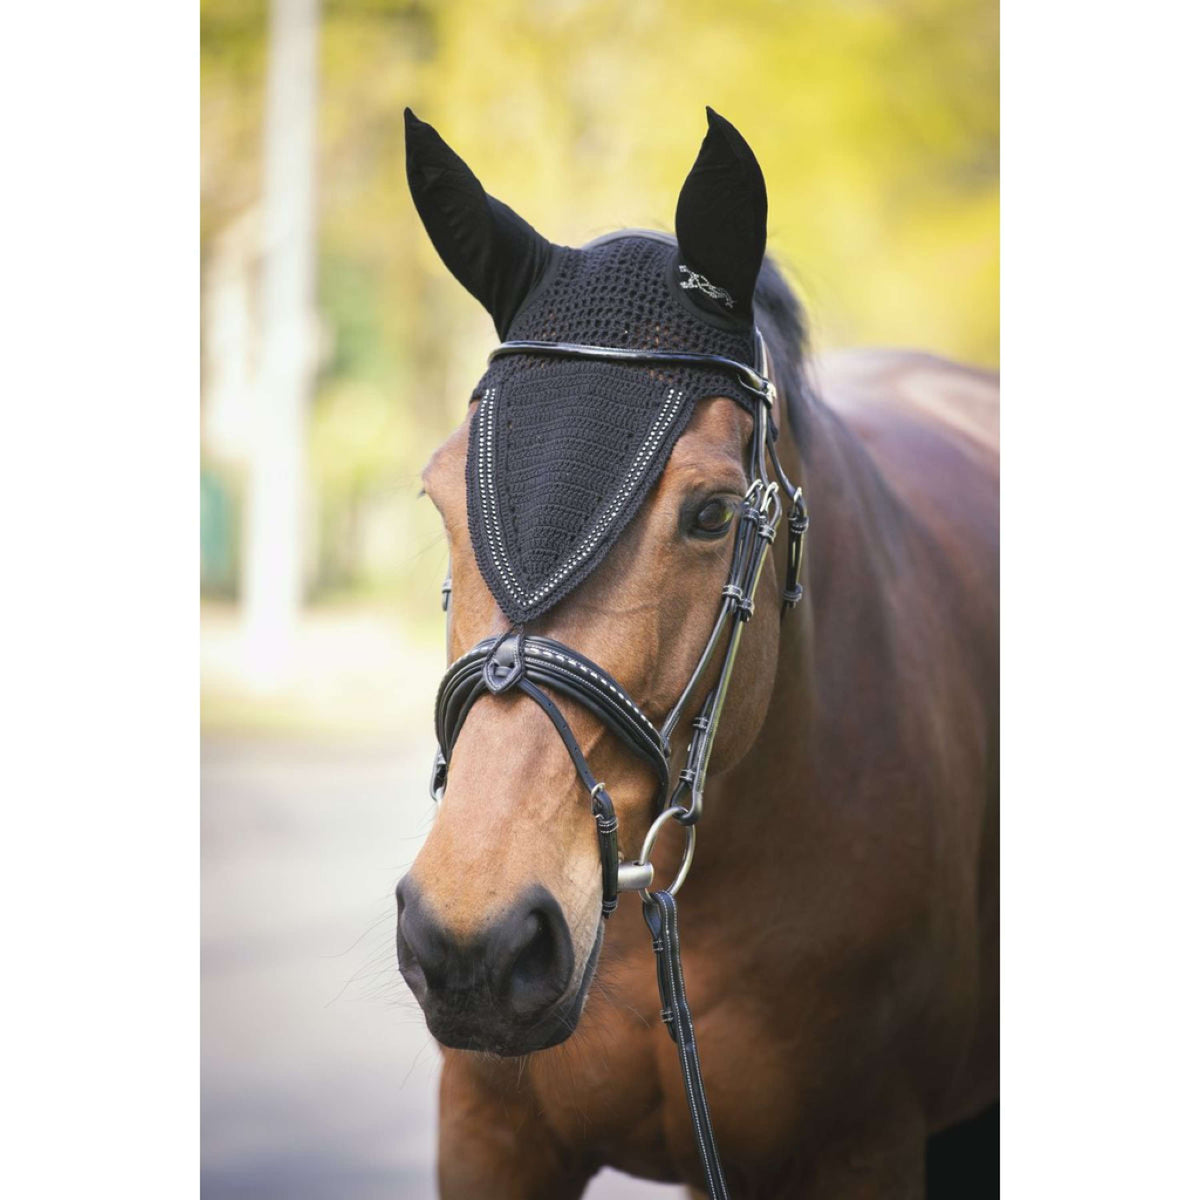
[242, 0, 318, 685]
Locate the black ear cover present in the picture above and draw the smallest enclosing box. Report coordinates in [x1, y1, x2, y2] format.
[674, 107, 768, 321]
[405, 108, 557, 337]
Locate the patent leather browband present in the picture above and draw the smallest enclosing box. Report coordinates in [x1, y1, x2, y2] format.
[489, 339, 777, 405]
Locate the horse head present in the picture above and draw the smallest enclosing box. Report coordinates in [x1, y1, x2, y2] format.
[396, 108, 793, 1056]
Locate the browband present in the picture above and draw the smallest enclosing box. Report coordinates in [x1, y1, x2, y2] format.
[488, 338, 776, 406]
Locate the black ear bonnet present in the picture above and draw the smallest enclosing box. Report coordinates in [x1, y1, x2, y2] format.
[406, 107, 769, 625]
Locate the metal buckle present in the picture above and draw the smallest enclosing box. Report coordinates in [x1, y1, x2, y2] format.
[758, 480, 781, 524]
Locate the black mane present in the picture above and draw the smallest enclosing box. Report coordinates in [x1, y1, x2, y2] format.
[754, 254, 815, 448]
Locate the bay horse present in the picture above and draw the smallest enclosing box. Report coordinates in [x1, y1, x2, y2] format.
[396, 108, 998, 1198]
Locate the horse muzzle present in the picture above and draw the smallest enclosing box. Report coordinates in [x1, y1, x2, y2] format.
[395, 876, 599, 1055]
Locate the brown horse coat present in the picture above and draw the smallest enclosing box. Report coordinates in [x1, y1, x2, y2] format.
[409, 337, 998, 1198]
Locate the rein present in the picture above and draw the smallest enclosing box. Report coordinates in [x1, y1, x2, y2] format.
[428, 332, 808, 1198]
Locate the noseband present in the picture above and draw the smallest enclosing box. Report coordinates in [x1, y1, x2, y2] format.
[427, 331, 808, 1198]
[430, 331, 807, 910]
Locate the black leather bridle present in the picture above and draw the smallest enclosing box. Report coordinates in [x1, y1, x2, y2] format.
[427, 331, 808, 1199]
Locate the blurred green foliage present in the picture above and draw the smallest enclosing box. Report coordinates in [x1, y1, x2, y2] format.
[201, 0, 997, 604]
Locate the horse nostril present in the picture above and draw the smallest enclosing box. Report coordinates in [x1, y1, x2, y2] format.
[396, 880, 576, 1031]
[395, 875, 438, 1001]
[511, 911, 554, 995]
[501, 892, 574, 1017]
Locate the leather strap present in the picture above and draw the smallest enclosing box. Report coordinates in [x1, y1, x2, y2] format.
[489, 339, 775, 406]
[782, 492, 809, 610]
[643, 891, 730, 1200]
[518, 678, 620, 917]
[436, 633, 671, 800]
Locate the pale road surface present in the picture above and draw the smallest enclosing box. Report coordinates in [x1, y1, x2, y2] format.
[201, 732, 684, 1199]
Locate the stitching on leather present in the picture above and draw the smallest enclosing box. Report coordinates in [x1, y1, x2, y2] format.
[526, 642, 655, 733]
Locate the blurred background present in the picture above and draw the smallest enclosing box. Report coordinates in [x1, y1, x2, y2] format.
[200, 0, 997, 1195]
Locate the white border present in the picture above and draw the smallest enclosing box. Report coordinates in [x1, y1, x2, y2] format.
[1004, 2, 1198, 1193]
[0, 3, 197, 1194]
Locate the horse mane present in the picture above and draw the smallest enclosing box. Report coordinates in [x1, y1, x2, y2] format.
[754, 254, 816, 451]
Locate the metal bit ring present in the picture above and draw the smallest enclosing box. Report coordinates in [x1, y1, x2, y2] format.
[636, 805, 696, 901]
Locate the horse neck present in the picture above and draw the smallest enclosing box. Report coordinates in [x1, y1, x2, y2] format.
[788, 387, 910, 617]
[701, 366, 910, 847]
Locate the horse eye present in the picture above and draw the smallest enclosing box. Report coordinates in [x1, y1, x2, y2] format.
[690, 497, 737, 538]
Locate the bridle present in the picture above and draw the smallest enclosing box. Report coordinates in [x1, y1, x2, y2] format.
[427, 330, 808, 1199]
[431, 330, 808, 905]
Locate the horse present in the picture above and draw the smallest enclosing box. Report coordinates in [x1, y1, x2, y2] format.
[395, 108, 998, 1198]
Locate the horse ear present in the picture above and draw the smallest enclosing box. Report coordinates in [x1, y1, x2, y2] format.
[674, 107, 767, 321]
[405, 108, 556, 337]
